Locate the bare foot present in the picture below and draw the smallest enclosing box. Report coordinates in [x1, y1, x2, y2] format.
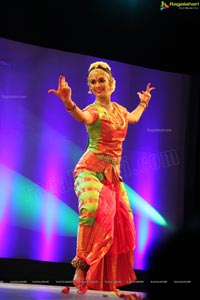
[73, 268, 86, 289]
[112, 287, 120, 295]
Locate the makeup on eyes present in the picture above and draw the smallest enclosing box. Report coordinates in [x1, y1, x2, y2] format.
[89, 78, 106, 85]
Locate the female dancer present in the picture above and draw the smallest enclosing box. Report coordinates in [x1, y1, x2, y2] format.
[48, 61, 155, 292]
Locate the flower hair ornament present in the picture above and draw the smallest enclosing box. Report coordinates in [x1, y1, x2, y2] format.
[88, 61, 112, 75]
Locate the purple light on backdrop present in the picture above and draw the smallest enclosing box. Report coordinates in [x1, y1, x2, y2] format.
[0, 164, 79, 260]
[0, 37, 190, 270]
[0, 68, 27, 255]
[134, 179, 154, 270]
[124, 181, 167, 270]
[38, 129, 62, 261]
[40, 193, 58, 261]
[132, 125, 159, 270]
[0, 165, 11, 254]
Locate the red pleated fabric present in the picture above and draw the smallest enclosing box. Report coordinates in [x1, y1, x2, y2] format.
[85, 180, 137, 291]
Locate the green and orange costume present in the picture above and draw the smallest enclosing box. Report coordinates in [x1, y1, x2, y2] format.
[71, 101, 137, 291]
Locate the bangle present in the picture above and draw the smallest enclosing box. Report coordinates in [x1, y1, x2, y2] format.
[139, 102, 147, 110]
[65, 102, 77, 112]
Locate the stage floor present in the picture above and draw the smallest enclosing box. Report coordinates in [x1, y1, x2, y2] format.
[0, 283, 147, 300]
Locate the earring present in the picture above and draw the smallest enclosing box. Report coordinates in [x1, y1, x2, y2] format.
[88, 90, 92, 94]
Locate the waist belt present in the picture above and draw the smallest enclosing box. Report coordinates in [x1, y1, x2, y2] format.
[96, 153, 121, 165]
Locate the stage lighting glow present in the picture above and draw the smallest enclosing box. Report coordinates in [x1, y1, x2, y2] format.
[124, 183, 168, 227]
[0, 164, 79, 236]
[0, 36, 187, 268]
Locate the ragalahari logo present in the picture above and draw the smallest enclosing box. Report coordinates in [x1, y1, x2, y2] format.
[160, 1, 199, 10]
[160, 1, 170, 10]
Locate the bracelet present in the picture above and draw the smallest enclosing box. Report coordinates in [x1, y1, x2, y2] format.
[65, 102, 77, 112]
[139, 102, 147, 110]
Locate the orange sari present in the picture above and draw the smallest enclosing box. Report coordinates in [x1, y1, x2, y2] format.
[72, 102, 137, 291]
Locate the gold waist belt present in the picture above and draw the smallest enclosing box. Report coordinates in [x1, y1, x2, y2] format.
[96, 153, 121, 165]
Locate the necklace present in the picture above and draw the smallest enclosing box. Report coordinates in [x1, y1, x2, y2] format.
[95, 101, 113, 111]
[95, 101, 126, 129]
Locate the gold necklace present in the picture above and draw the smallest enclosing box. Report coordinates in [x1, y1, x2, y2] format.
[95, 101, 112, 111]
[95, 102, 126, 129]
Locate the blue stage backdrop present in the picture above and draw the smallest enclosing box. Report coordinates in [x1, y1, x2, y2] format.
[0, 37, 190, 270]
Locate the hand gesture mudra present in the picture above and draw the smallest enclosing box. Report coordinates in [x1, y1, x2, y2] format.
[48, 75, 72, 106]
[137, 83, 156, 107]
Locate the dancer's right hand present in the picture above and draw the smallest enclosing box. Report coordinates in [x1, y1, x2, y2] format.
[48, 75, 72, 107]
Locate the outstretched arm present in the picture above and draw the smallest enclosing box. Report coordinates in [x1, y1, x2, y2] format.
[48, 75, 93, 125]
[127, 83, 156, 124]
